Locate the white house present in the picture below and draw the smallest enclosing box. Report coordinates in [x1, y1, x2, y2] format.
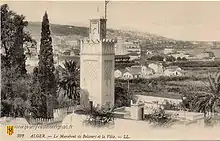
[145, 50, 153, 55]
[196, 51, 215, 60]
[122, 72, 133, 80]
[169, 52, 189, 59]
[122, 65, 155, 79]
[164, 66, 184, 76]
[141, 66, 154, 76]
[166, 66, 182, 71]
[148, 63, 164, 74]
[114, 69, 123, 78]
[164, 48, 174, 54]
[66, 40, 79, 47]
[115, 40, 129, 55]
[128, 52, 140, 61]
[164, 69, 183, 76]
[126, 41, 141, 54]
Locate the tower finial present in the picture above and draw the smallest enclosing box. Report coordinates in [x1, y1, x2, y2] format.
[105, 0, 110, 19]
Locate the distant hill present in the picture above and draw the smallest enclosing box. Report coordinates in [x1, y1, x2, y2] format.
[27, 21, 172, 40]
[27, 21, 219, 50]
[27, 22, 87, 38]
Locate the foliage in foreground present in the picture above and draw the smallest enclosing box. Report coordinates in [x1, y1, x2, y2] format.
[1, 76, 36, 117]
[144, 107, 177, 127]
[191, 72, 220, 116]
[75, 106, 115, 128]
[1, 4, 36, 117]
[162, 100, 181, 111]
[114, 85, 136, 108]
[58, 60, 80, 102]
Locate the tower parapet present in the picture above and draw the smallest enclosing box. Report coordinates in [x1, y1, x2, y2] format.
[80, 39, 116, 55]
[102, 39, 116, 55]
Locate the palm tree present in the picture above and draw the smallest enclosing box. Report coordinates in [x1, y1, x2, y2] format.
[192, 72, 220, 117]
[58, 60, 80, 103]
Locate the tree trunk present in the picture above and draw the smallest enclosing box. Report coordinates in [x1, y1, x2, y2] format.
[47, 95, 55, 119]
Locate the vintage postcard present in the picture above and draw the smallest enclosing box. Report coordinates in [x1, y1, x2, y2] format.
[1, 0, 220, 140]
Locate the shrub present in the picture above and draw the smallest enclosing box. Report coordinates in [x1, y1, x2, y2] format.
[167, 87, 180, 93]
[204, 117, 215, 127]
[147, 55, 164, 61]
[115, 86, 135, 108]
[76, 106, 115, 128]
[170, 61, 220, 68]
[144, 107, 176, 127]
[162, 100, 181, 111]
[166, 56, 176, 62]
[74, 108, 91, 115]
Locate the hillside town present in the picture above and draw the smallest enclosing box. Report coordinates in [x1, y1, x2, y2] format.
[25, 35, 218, 74]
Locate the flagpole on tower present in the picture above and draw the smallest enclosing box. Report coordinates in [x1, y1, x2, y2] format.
[105, 0, 110, 19]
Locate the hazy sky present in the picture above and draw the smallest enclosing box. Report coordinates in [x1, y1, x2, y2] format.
[3, 1, 220, 41]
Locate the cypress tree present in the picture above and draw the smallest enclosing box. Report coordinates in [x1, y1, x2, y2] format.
[30, 67, 41, 118]
[38, 12, 57, 118]
[12, 14, 28, 77]
[1, 4, 32, 78]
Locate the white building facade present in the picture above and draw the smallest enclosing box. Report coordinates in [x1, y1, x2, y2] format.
[148, 63, 164, 74]
[80, 18, 116, 109]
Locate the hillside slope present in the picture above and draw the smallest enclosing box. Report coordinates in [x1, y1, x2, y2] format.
[27, 22, 219, 50]
[27, 22, 174, 42]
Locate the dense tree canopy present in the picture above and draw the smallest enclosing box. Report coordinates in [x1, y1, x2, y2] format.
[1, 4, 36, 117]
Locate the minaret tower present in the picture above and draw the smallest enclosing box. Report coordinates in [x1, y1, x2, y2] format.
[80, 1, 116, 109]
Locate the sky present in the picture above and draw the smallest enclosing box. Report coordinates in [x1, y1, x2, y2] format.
[2, 1, 220, 41]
